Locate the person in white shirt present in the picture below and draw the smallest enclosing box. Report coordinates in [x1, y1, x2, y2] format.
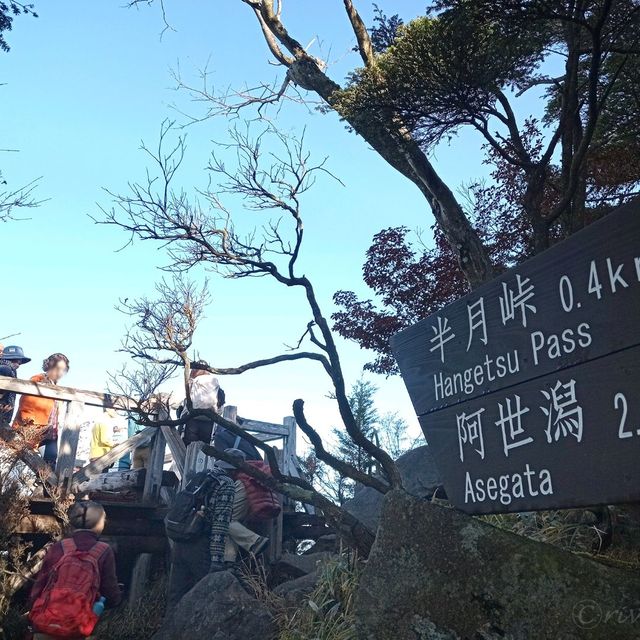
[181, 361, 225, 446]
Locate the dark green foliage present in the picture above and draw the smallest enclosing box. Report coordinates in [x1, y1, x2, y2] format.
[0, 2, 37, 52]
[340, 4, 547, 146]
[333, 1, 640, 373]
[333, 379, 379, 477]
[369, 4, 404, 53]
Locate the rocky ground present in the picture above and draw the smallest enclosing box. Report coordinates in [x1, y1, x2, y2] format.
[149, 446, 640, 640]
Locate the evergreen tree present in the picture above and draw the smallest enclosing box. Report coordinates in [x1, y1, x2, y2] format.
[301, 377, 415, 504]
[333, 378, 379, 477]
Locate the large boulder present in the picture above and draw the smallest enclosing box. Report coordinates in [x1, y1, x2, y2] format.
[272, 551, 333, 607]
[152, 571, 276, 640]
[274, 571, 320, 607]
[276, 551, 334, 579]
[343, 445, 443, 531]
[355, 490, 640, 640]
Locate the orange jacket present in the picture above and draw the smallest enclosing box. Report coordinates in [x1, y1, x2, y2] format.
[13, 374, 56, 430]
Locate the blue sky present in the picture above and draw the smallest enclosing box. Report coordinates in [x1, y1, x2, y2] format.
[0, 1, 543, 447]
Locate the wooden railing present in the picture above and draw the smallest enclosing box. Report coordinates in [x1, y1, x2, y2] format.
[1, 375, 310, 597]
[0, 375, 302, 506]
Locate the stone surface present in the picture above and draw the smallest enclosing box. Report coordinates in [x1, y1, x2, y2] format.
[355, 490, 640, 640]
[304, 534, 337, 554]
[152, 571, 276, 640]
[274, 571, 320, 606]
[343, 445, 443, 531]
[276, 551, 334, 578]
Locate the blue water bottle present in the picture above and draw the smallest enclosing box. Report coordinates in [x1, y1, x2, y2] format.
[93, 596, 106, 616]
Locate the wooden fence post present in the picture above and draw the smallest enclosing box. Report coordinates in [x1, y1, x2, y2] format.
[142, 410, 167, 504]
[282, 415, 297, 477]
[222, 405, 237, 430]
[181, 441, 210, 489]
[160, 424, 186, 479]
[56, 401, 85, 490]
[282, 415, 314, 514]
[266, 447, 284, 564]
[131, 406, 168, 606]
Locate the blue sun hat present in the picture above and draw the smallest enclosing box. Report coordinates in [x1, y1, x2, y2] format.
[1, 345, 31, 364]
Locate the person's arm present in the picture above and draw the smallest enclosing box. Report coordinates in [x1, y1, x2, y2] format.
[99, 546, 122, 607]
[0, 391, 12, 416]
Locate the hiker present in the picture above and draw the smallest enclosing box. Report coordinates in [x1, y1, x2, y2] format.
[13, 352, 69, 466]
[180, 360, 226, 446]
[165, 466, 235, 609]
[218, 448, 273, 565]
[164, 453, 270, 610]
[178, 362, 262, 461]
[90, 409, 117, 473]
[28, 500, 121, 639]
[0, 345, 31, 425]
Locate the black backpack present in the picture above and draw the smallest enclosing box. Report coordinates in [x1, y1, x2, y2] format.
[164, 471, 214, 542]
[213, 427, 262, 461]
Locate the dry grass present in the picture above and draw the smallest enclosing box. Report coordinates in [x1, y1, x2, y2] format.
[277, 556, 360, 640]
[483, 507, 640, 570]
[245, 553, 361, 640]
[93, 575, 167, 640]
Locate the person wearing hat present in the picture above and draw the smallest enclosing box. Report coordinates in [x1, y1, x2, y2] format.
[0, 345, 31, 425]
[28, 500, 121, 639]
[217, 448, 269, 564]
[165, 451, 268, 610]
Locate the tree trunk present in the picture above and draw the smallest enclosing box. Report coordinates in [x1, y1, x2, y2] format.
[285, 56, 495, 288]
[522, 167, 550, 253]
[559, 20, 584, 236]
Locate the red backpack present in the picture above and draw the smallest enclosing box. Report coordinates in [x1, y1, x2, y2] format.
[237, 461, 282, 521]
[30, 538, 108, 638]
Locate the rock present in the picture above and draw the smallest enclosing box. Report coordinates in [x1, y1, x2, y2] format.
[344, 445, 443, 531]
[274, 571, 320, 606]
[276, 551, 334, 578]
[304, 534, 337, 554]
[152, 571, 276, 640]
[355, 490, 640, 640]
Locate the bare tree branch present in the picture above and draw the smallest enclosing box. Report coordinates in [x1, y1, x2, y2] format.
[0, 173, 43, 221]
[125, 403, 377, 554]
[293, 398, 389, 494]
[342, 0, 376, 67]
[251, 5, 293, 66]
[100, 121, 403, 500]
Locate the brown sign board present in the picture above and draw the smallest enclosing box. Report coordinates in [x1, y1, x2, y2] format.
[391, 199, 640, 514]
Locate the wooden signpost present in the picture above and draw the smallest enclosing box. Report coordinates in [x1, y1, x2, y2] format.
[391, 199, 640, 514]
